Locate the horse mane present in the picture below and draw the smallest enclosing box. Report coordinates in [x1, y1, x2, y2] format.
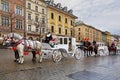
[9, 33, 23, 39]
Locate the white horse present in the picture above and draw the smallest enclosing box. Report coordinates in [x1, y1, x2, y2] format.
[3, 33, 42, 64]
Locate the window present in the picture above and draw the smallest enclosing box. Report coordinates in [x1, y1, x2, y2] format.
[28, 13, 31, 20]
[35, 6, 38, 12]
[28, 3, 31, 9]
[36, 26, 39, 32]
[16, 19, 22, 29]
[1, 16, 9, 26]
[65, 18, 67, 23]
[42, 28, 45, 33]
[65, 29, 67, 35]
[42, 9, 44, 14]
[35, 16, 38, 22]
[59, 16, 61, 22]
[71, 30, 73, 36]
[78, 32, 80, 35]
[78, 28, 80, 31]
[59, 28, 61, 34]
[60, 38, 63, 44]
[28, 25, 31, 31]
[71, 20, 72, 25]
[42, 18, 45, 23]
[51, 13, 54, 19]
[1, 1, 9, 12]
[16, 5, 22, 15]
[51, 26, 54, 32]
[64, 38, 67, 44]
[79, 37, 80, 40]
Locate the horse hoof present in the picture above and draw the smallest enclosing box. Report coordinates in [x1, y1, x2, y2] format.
[18, 62, 23, 64]
[38, 61, 42, 63]
[14, 60, 17, 62]
[32, 58, 36, 62]
[14, 59, 19, 63]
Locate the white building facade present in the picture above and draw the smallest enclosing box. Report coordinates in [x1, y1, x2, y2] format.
[26, 0, 48, 40]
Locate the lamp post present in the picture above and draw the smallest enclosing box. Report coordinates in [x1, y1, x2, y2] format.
[24, 0, 27, 38]
[38, 18, 48, 42]
[35, 19, 42, 41]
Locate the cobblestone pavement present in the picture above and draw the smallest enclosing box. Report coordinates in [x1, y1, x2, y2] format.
[0, 49, 120, 80]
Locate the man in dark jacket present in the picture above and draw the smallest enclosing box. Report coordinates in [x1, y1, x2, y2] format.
[45, 32, 53, 43]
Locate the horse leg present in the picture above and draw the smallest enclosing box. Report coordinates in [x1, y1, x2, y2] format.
[14, 50, 19, 62]
[17, 44, 24, 64]
[38, 47, 42, 63]
[90, 50, 92, 56]
[19, 49, 24, 64]
[87, 50, 89, 56]
[84, 50, 86, 56]
[94, 49, 97, 56]
[85, 50, 87, 57]
[115, 48, 117, 55]
[88, 50, 90, 56]
[32, 51, 36, 62]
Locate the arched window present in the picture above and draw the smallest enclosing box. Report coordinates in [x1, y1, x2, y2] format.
[29, 37, 33, 40]
[51, 13, 54, 19]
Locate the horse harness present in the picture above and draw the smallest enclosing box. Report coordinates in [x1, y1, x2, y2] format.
[11, 38, 38, 51]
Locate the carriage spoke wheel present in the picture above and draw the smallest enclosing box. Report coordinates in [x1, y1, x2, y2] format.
[52, 49, 62, 63]
[74, 48, 83, 60]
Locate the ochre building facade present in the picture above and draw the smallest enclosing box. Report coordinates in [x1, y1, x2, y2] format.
[74, 22, 102, 43]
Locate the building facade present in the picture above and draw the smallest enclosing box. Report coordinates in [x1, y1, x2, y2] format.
[46, 0, 77, 37]
[105, 31, 111, 45]
[26, 0, 47, 40]
[74, 22, 102, 42]
[0, 0, 25, 37]
[102, 32, 107, 44]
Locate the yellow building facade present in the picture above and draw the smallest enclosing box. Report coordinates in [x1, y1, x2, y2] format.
[46, 1, 77, 37]
[74, 22, 102, 42]
[105, 31, 111, 45]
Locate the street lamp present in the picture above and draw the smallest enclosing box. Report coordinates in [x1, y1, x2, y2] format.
[38, 18, 48, 41]
[24, 0, 27, 38]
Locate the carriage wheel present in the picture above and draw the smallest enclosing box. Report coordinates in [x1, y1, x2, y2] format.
[52, 49, 62, 63]
[98, 49, 104, 56]
[74, 48, 84, 60]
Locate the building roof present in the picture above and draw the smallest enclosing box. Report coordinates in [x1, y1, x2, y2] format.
[75, 21, 104, 32]
[45, 0, 78, 19]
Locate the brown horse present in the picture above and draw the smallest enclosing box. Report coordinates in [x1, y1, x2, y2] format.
[108, 46, 117, 55]
[83, 45, 93, 56]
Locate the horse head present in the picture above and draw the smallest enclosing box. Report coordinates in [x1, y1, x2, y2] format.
[2, 33, 23, 47]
